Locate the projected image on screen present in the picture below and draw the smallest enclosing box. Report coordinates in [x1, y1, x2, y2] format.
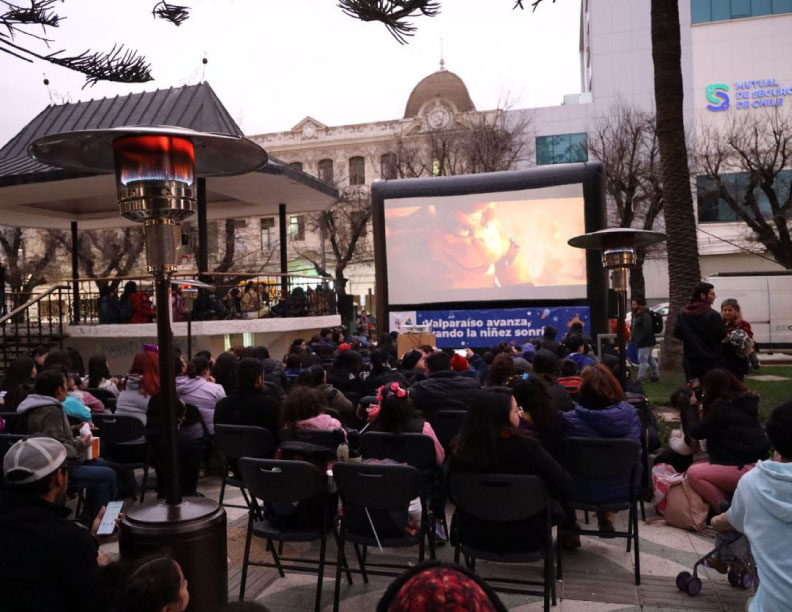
[384, 185, 587, 304]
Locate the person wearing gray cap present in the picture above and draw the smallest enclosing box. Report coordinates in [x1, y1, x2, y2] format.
[0, 437, 110, 612]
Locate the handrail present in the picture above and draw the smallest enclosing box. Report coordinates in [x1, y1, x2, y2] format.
[0, 284, 70, 326]
[51, 271, 334, 283]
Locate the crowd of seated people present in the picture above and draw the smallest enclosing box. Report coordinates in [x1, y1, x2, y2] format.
[0, 315, 788, 611]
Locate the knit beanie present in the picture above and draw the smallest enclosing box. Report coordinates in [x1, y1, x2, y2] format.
[449, 354, 469, 372]
[376, 561, 508, 612]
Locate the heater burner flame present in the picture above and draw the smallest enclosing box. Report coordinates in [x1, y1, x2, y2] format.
[113, 135, 195, 186]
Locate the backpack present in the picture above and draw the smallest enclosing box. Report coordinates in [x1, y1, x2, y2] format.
[650, 310, 664, 334]
[727, 328, 753, 358]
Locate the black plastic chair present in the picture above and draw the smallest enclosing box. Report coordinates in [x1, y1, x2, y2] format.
[83, 388, 117, 412]
[360, 431, 441, 554]
[214, 424, 277, 509]
[556, 437, 642, 585]
[424, 410, 467, 451]
[626, 391, 652, 520]
[0, 433, 30, 459]
[332, 461, 427, 612]
[238, 458, 346, 612]
[92, 413, 152, 502]
[280, 428, 340, 450]
[449, 473, 556, 612]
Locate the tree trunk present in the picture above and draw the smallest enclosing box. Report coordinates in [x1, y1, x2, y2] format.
[629, 248, 647, 300]
[651, 0, 701, 372]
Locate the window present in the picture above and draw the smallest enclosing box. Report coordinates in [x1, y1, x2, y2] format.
[691, 0, 791, 23]
[535, 133, 588, 165]
[696, 170, 792, 222]
[380, 153, 398, 180]
[350, 210, 368, 237]
[349, 156, 365, 185]
[233, 219, 247, 253]
[260, 217, 276, 249]
[289, 215, 305, 241]
[318, 159, 334, 184]
[289, 161, 303, 171]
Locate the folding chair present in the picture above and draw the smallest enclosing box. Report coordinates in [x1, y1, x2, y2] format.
[360, 431, 441, 556]
[332, 462, 428, 612]
[626, 391, 652, 520]
[556, 437, 642, 585]
[280, 428, 340, 450]
[83, 388, 116, 412]
[449, 473, 556, 612]
[92, 413, 152, 502]
[238, 458, 348, 612]
[424, 410, 467, 452]
[214, 424, 276, 509]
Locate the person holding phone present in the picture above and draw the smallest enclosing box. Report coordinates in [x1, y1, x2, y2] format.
[0, 437, 114, 612]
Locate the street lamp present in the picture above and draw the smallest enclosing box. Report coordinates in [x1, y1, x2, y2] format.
[29, 126, 267, 612]
[568, 228, 667, 389]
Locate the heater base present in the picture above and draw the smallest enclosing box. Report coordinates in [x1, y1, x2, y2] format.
[119, 498, 227, 612]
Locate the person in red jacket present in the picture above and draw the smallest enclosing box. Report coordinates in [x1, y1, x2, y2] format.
[721, 298, 759, 378]
[120, 281, 155, 324]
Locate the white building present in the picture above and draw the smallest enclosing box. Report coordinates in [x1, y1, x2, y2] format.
[252, 0, 792, 302]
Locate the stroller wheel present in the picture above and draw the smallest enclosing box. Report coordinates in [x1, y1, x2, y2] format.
[676, 571, 692, 591]
[728, 569, 740, 586]
[740, 572, 754, 589]
[686, 576, 703, 596]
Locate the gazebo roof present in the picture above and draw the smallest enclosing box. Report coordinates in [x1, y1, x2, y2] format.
[0, 83, 337, 229]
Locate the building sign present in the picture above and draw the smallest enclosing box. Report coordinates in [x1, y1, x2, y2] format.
[706, 79, 792, 112]
[389, 306, 590, 349]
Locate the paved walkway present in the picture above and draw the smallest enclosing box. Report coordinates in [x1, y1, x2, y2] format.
[199, 477, 752, 612]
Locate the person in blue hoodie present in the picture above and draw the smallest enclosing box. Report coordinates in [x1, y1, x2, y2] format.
[566, 335, 596, 372]
[712, 401, 792, 612]
[562, 364, 641, 536]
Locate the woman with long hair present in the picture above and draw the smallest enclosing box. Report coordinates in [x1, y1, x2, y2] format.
[0, 356, 36, 411]
[367, 382, 444, 464]
[115, 351, 160, 441]
[449, 387, 574, 553]
[562, 364, 642, 535]
[87, 354, 119, 397]
[509, 373, 565, 456]
[721, 298, 758, 379]
[485, 353, 517, 387]
[175, 355, 226, 435]
[687, 368, 769, 510]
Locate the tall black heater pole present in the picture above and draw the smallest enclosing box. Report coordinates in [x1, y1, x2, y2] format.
[616, 282, 628, 391]
[279, 203, 288, 298]
[154, 271, 181, 504]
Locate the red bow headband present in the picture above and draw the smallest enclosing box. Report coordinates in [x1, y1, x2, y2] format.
[377, 381, 407, 403]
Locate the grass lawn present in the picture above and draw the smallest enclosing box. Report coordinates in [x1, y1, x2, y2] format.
[640, 365, 792, 421]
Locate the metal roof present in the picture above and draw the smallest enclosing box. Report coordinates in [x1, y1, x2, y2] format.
[0, 82, 243, 182]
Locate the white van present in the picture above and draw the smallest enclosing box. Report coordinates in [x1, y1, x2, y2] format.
[705, 272, 792, 348]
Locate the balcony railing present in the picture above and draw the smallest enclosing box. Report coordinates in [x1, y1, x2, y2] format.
[4, 272, 337, 327]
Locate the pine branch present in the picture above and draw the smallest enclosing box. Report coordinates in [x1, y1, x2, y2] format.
[44, 44, 153, 87]
[1, 0, 60, 30]
[152, 2, 190, 26]
[337, 0, 440, 44]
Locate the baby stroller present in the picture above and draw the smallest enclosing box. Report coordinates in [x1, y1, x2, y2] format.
[676, 530, 758, 596]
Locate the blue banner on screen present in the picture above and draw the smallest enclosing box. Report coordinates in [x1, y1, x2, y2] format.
[389, 307, 590, 349]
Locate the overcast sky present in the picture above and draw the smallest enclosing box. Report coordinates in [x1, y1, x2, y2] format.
[0, 0, 582, 145]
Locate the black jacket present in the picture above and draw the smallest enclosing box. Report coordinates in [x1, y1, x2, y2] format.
[214, 387, 281, 441]
[674, 303, 725, 372]
[689, 394, 770, 466]
[448, 432, 574, 552]
[0, 497, 106, 612]
[408, 370, 481, 414]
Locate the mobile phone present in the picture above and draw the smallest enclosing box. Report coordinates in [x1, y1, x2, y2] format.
[454, 349, 467, 357]
[97, 500, 124, 536]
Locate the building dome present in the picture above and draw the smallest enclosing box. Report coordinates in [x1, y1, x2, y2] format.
[403, 69, 476, 118]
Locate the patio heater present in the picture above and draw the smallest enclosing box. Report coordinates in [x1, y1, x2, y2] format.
[568, 228, 666, 390]
[29, 126, 267, 612]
